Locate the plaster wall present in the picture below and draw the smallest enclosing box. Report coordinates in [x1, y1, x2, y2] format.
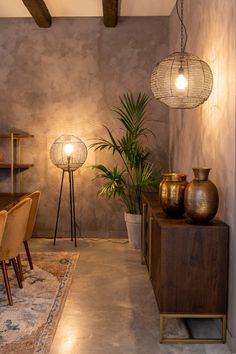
[169, 0, 236, 350]
[0, 17, 169, 238]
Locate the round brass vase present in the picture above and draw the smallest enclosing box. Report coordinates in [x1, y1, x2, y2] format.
[159, 173, 188, 217]
[184, 168, 219, 223]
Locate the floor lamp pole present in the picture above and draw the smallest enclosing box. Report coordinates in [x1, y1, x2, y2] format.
[71, 171, 77, 246]
[68, 169, 77, 247]
[54, 170, 65, 246]
[53, 168, 77, 247]
[68, 168, 73, 242]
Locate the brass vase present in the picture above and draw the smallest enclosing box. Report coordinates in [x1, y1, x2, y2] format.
[159, 173, 188, 217]
[184, 168, 219, 223]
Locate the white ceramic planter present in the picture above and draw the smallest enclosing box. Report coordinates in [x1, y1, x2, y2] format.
[124, 212, 142, 249]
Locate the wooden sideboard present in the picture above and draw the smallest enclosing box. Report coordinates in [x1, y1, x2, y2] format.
[142, 192, 229, 343]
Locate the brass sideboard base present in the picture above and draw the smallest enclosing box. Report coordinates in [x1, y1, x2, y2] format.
[160, 314, 227, 344]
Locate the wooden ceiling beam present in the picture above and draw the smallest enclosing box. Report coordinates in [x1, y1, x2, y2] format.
[22, 0, 51, 28]
[102, 0, 118, 27]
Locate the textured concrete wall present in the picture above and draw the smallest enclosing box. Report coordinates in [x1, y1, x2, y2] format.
[169, 0, 236, 350]
[0, 17, 169, 238]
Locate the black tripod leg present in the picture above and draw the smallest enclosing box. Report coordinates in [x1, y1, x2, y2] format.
[54, 170, 65, 245]
[71, 171, 77, 248]
[69, 170, 73, 241]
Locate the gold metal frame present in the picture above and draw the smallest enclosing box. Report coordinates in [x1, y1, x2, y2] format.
[10, 133, 14, 194]
[10, 133, 23, 194]
[17, 137, 21, 192]
[159, 313, 227, 344]
[0, 132, 33, 194]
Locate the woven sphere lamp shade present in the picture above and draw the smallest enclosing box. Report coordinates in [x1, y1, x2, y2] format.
[50, 135, 87, 171]
[151, 52, 213, 109]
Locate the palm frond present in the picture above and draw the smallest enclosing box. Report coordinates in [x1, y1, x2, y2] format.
[92, 165, 126, 198]
[90, 92, 162, 214]
[89, 127, 122, 155]
[113, 92, 150, 139]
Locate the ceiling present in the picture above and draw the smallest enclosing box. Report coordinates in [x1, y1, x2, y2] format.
[0, 0, 176, 18]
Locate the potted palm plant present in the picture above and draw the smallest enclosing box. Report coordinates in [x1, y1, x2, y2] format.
[90, 92, 161, 248]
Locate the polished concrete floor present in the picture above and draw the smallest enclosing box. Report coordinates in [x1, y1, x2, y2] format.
[29, 238, 231, 354]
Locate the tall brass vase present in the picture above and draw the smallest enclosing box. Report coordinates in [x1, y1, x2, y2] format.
[184, 168, 219, 223]
[159, 173, 188, 217]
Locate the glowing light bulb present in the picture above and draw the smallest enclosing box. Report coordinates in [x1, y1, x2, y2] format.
[64, 143, 74, 157]
[175, 72, 188, 90]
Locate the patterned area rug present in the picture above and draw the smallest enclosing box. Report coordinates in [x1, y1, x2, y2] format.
[0, 252, 79, 354]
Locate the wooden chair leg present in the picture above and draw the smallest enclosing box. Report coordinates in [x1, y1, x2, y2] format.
[24, 241, 33, 270]
[17, 254, 23, 281]
[1, 260, 13, 305]
[12, 258, 23, 289]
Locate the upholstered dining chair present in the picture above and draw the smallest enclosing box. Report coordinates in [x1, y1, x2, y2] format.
[23, 191, 41, 270]
[0, 210, 7, 244]
[0, 198, 32, 305]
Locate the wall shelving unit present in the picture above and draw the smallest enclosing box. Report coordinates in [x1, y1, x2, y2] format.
[0, 133, 34, 193]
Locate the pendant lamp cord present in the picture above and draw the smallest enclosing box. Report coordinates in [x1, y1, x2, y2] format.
[176, 0, 187, 52]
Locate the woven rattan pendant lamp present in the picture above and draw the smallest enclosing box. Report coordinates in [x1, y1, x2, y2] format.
[151, 0, 213, 109]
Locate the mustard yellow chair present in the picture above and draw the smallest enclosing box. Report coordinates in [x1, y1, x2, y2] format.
[0, 198, 32, 305]
[0, 210, 7, 244]
[23, 191, 41, 270]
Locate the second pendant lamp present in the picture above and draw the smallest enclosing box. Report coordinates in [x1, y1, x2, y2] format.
[151, 0, 213, 109]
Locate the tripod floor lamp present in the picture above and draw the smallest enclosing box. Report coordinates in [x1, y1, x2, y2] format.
[50, 135, 87, 247]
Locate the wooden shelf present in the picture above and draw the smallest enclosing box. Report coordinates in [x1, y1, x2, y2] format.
[0, 132, 34, 193]
[0, 163, 34, 169]
[0, 133, 34, 139]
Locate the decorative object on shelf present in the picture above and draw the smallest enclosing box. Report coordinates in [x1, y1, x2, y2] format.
[184, 167, 219, 223]
[90, 92, 162, 249]
[159, 172, 188, 217]
[151, 0, 213, 109]
[50, 135, 87, 247]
